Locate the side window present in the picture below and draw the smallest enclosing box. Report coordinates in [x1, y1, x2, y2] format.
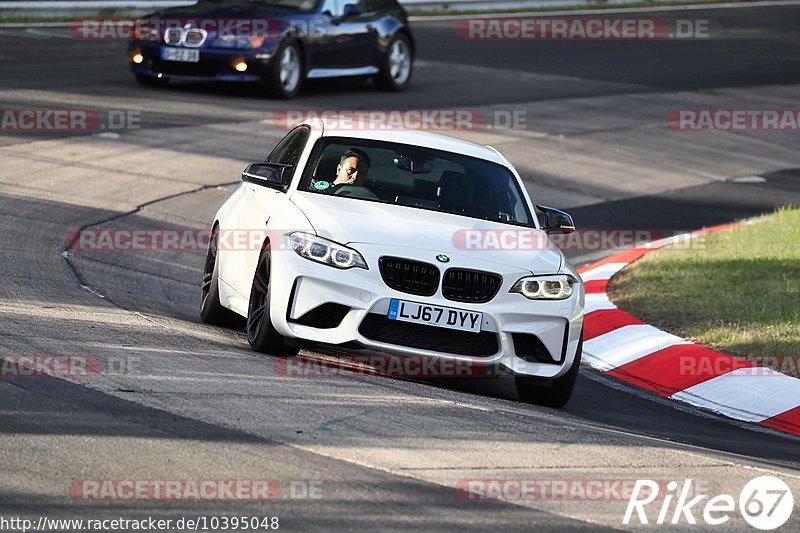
[267, 126, 311, 168]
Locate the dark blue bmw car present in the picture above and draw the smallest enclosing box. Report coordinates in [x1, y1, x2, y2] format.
[128, 0, 414, 98]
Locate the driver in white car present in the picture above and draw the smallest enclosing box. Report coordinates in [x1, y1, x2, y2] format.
[311, 148, 371, 192]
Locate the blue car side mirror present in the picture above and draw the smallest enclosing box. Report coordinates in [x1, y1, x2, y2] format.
[330, 4, 361, 24]
[343, 4, 362, 18]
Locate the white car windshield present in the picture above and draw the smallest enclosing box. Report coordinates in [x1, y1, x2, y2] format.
[299, 137, 534, 227]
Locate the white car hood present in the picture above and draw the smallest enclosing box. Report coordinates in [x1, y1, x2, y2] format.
[290, 191, 563, 274]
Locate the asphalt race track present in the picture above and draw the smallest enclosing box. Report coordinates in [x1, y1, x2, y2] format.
[2, 2, 800, 530]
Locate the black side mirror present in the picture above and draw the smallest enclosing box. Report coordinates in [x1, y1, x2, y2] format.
[333, 3, 361, 23]
[343, 3, 361, 18]
[242, 163, 293, 192]
[536, 205, 576, 235]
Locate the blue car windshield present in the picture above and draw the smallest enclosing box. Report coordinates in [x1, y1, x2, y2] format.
[299, 137, 535, 227]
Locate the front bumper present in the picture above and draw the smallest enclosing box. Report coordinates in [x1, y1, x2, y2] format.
[128, 41, 275, 82]
[267, 243, 585, 379]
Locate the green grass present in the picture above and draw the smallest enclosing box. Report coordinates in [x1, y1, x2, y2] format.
[609, 208, 800, 373]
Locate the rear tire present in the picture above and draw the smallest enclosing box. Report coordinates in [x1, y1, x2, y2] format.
[515, 335, 582, 408]
[247, 243, 300, 356]
[200, 225, 245, 328]
[374, 33, 413, 92]
[265, 40, 303, 99]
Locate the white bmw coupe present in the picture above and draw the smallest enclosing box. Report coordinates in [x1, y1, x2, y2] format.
[201, 119, 585, 406]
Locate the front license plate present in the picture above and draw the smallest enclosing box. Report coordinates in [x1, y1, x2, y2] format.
[388, 299, 483, 333]
[161, 47, 199, 62]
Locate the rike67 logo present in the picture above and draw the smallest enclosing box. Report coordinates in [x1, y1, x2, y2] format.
[624, 476, 794, 530]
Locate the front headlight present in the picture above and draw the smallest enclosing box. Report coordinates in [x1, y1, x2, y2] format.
[211, 35, 267, 49]
[510, 274, 576, 300]
[287, 233, 368, 270]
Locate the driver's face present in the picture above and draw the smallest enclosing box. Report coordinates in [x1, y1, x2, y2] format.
[335, 157, 368, 186]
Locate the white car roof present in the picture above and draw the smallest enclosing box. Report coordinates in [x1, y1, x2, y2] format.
[306, 118, 509, 167]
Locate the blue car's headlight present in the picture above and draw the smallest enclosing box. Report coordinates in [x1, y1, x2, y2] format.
[287, 233, 368, 270]
[211, 35, 267, 49]
[510, 275, 576, 300]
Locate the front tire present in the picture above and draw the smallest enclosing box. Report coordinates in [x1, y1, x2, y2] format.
[515, 336, 582, 408]
[265, 40, 303, 99]
[247, 244, 300, 356]
[375, 33, 413, 92]
[201, 225, 245, 328]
